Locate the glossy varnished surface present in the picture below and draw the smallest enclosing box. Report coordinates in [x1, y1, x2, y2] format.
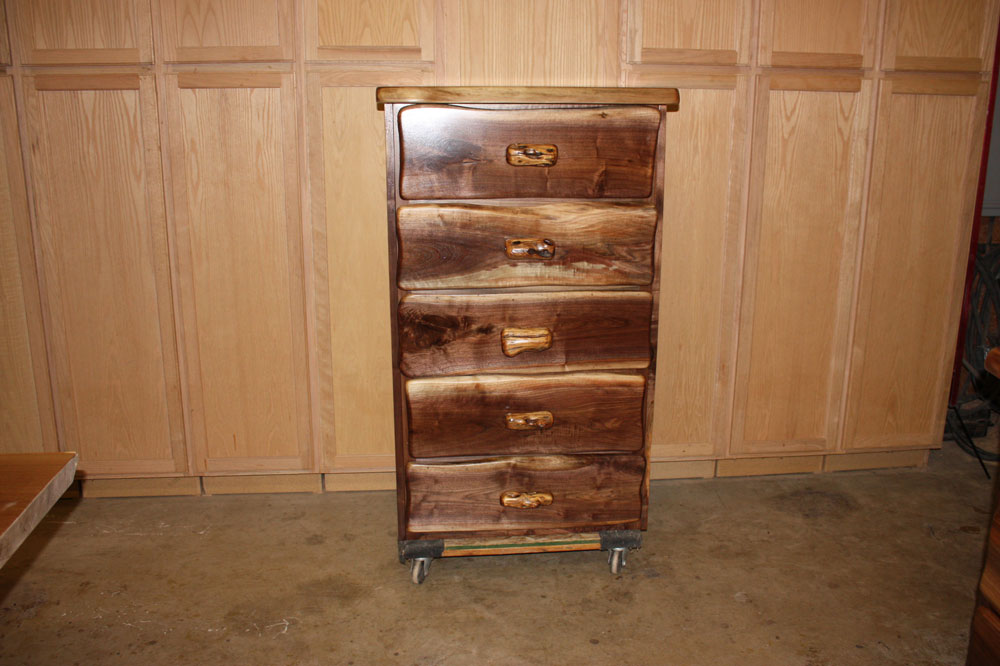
[397, 291, 653, 377]
[377, 86, 681, 107]
[397, 105, 660, 199]
[406, 373, 645, 457]
[396, 202, 657, 289]
[405, 454, 644, 534]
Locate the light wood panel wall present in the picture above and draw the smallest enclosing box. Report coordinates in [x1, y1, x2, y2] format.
[165, 71, 311, 473]
[22, 74, 185, 475]
[0, 0, 995, 487]
[0, 76, 54, 454]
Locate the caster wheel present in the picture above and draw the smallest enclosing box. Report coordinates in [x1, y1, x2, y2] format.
[410, 557, 432, 584]
[608, 548, 626, 575]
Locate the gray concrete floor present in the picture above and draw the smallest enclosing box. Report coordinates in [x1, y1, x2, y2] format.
[1, 444, 997, 666]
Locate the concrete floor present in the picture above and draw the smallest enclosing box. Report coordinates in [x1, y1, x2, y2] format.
[1, 445, 997, 666]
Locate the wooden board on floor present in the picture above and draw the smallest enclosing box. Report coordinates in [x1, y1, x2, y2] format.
[823, 450, 928, 472]
[649, 460, 717, 479]
[324, 472, 395, 491]
[0, 452, 77, 567]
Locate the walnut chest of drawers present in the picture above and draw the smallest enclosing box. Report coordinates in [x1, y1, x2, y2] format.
[376, 86, 679, 583]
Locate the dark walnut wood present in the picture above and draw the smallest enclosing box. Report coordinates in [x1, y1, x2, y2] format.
[396, 202, 656, 289]
[406, 455, 645, 533]
[398, 291, 652, 377]
[377, 86, 680, 109]
[406, 372, 645, 457]
[397, 105, 660, 199]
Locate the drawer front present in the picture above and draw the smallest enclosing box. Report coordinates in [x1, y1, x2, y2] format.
[397, 203, 657, 289]
[407, 372, 645, 457]
[398, 291, 652, 377]
[406, 455, 644, 533]
[397, 105, 660, 200]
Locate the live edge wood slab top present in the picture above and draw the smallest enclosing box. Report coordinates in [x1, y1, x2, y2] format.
[0, 452, 77, 568]
[376, 86, 681, 109]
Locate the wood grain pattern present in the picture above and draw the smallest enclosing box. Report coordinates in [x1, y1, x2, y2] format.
[0, 4, 10, 64]
[760, 0, 876, 68]
[398, 291, 653, 377]
[398, 105, 660, 199]
[396, 203, 657, 289]
[844, 81, 982, 451]
[0, 77, 54, 454]
[313, 85, 396, 470]
[406, 373, 645, 457]
[310, 0, 432, 61]
[406, 455, 644, 534]
[734, 79, 869, 454]
[11, 0, 152, 64]
[24, 75, 185, 474]
[378, 87, 680, 107]
[166, 72, 311, 472]
[884, 0, 999, 72]
[442, 0, 619, 86]
[635, 0, 751, 65]
[651, 82, 746, 458]
[0, 452, 76, 567]
[159, 0, 292, 62]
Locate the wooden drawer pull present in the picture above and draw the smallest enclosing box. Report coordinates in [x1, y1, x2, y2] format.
[500, 490, 554, 509]
[506, 143, 558, 167]
[501, 327, 553, 357]
[505, 238, 555, 259]
[505, 410, 554, 430]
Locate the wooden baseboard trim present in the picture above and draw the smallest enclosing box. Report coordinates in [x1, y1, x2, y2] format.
[823, 449, 929, 472]
[82, 476, 202, 498]
[67, 448, 937, 497]
[649, 460, 716, 479]
[717, 455, 824, 477]
[323, 472, 395, 491]
[202, 474, 322, 495]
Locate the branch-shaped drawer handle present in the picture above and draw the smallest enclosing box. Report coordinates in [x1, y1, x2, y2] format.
[500, 491, 554, 509]
[505, 410, 554, 430]
[501, 327, 552, 357]
[506, 143, 558, 167]
[505, 238, 555, 259]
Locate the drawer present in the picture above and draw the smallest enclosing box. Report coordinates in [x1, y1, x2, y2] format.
[396, 202, 657, 289]
[397, 105, 660, 200]
[406, 372, 646, 457]
[406, 455, 644, 533]
[398, 291, 652, 377]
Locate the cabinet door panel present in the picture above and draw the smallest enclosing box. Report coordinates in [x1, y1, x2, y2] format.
[24, 75, 184, 474]
[158, 0, 293, 62]
[884, 0, 1000, 72]
[761, 0, 877, 68]
[733, 76, 870, 455]
[630, 0, 752, 65]
[630, 76, 747, 460]
[309, 0, 432, 61]
[0, 77, 54, 454]
[844, 78, 985, 450]
[166, 72, 311, 473]
[445, 0, 619, 86]
[11, 0, 152, 64]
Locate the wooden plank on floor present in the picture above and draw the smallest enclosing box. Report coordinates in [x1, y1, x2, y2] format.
[82, 477, 202, 498]
[649, 460, 716, 479]
[323, 472, 395, 492]
[716, 456, 823, 477]
[202, 474, 321, 495]
[823, 449, 929, 472]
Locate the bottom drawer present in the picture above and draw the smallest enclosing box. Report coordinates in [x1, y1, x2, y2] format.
[406, 455, 644, 534]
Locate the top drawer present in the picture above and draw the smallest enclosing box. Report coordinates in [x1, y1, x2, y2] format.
[397, 105, 660, 200]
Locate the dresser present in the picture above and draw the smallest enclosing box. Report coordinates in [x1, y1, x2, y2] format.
[376, 87, 679, 583]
